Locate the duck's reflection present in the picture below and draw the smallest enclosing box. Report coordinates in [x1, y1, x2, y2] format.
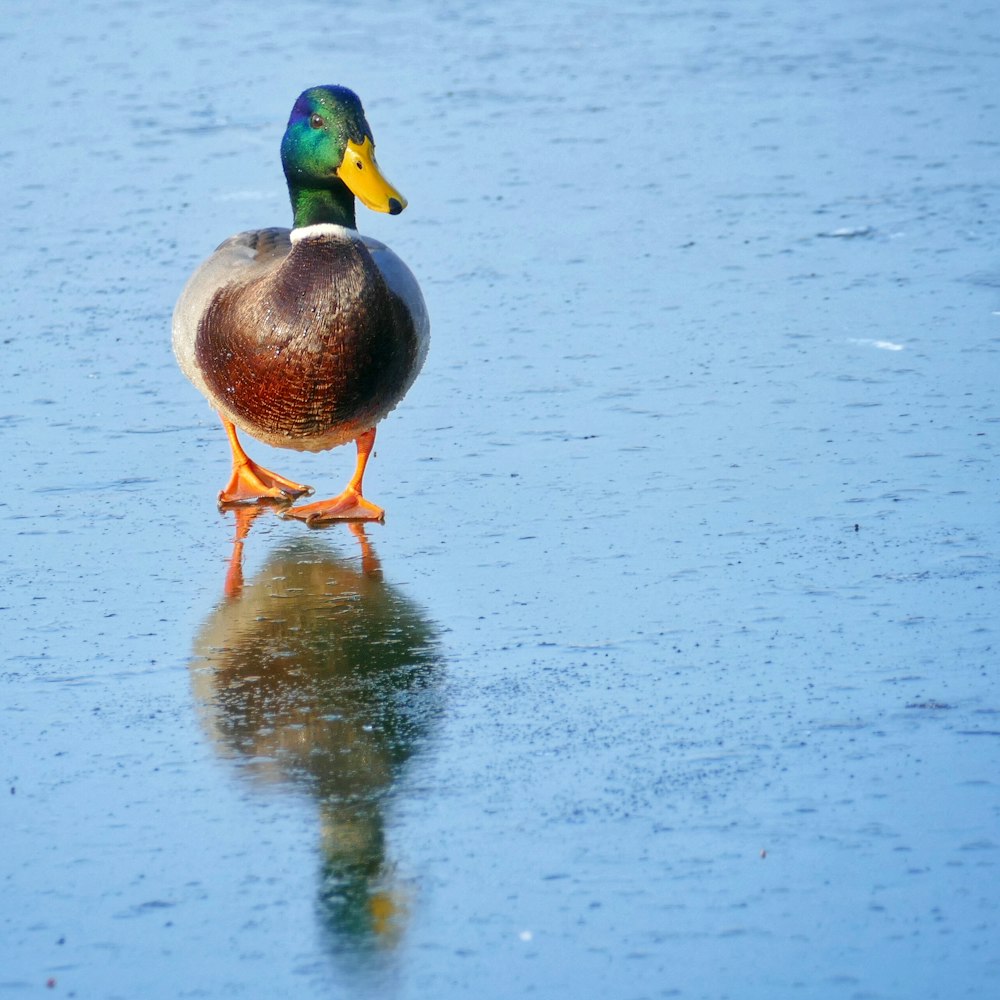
[190, 510, 442, 953]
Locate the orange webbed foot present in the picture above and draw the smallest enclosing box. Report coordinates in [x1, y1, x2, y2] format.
[282, 488, 385, 526]
[217, 417, 313, 506]
[218, 458, 314, 506]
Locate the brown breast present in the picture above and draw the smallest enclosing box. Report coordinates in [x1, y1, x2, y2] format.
[195, 235, 416, 445]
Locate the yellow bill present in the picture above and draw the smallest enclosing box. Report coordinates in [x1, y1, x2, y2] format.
[336, 137, 407, 215]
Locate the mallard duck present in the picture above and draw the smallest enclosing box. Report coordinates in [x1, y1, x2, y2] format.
[173, 85, 428, 524]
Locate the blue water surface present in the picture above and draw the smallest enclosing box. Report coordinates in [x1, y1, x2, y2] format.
[2, 1, 998, 997]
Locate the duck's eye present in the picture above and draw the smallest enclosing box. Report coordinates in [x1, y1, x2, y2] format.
[309, 114, 325, 129]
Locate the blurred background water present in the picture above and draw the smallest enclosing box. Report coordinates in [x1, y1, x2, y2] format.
[2, 1, 999, 997]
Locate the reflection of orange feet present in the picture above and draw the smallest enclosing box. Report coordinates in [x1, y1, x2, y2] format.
[222, 506, 267, 600]
[219, 458, 313, 506]
[347, 522, 382, 577]
[282, 488, 385, 526]
[229, 504, 268, 541]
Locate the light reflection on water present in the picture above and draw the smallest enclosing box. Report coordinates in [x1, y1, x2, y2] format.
[189, 512, 443, 956]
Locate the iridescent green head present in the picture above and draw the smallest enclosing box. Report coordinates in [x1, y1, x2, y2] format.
[281, 86, 406, 230]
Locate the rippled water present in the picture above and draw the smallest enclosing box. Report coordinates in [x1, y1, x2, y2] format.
[3, 1, 999, 997]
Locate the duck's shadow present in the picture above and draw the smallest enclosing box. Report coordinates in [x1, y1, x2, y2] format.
[190, 509, 443, 952]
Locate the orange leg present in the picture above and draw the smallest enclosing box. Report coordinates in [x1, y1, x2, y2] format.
[218, 418, 313, 505]
[283, 427, 385, 526]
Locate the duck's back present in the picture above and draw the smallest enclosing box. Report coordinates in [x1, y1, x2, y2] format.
[172, 226, 428, 452]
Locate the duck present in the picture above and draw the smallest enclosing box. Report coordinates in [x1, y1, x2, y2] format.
[173, 85, 429, 525]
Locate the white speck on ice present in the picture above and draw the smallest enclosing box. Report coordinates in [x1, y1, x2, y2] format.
[848, 338, 905, 351]
[819, 226, 873, 238]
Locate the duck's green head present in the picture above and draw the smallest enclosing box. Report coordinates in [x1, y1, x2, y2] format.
[281, 85, 406, 229]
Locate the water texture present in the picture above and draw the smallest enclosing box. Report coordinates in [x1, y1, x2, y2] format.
[2, 1, 998, 997]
